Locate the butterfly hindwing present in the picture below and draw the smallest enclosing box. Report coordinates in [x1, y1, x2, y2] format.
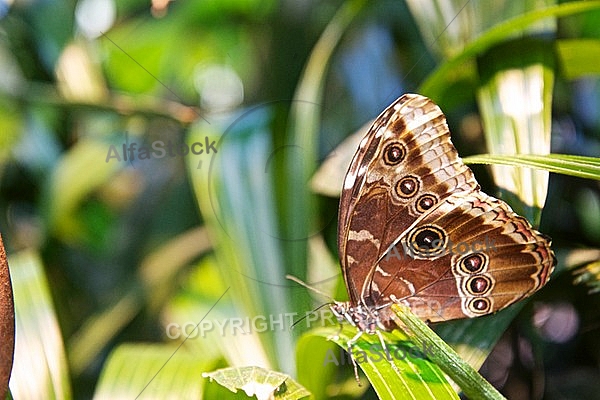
[370, 191, 554, 322]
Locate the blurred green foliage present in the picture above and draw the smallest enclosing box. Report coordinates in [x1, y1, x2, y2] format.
[1, 0, 600, 399]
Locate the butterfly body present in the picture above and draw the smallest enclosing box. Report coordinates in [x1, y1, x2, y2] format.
[335, 94, 555, 331]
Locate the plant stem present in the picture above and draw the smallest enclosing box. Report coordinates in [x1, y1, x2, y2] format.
[391, 304, 506, 400]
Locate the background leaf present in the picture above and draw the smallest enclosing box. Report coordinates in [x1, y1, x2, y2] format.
[8, 251, 71, 400]
[94, 344, 212, 399]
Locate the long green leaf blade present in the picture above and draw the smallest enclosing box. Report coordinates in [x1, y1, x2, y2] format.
[300, 325, 458, 400]
[283, 0, 367, 283]
[463, 154, 600, 180]
[187, 111, 294, 373]
[94, 344, 211, 399]
[9, 251, 72, 400]
[420, 1, 600, 98]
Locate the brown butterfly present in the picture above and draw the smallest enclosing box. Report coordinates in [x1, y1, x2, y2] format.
[331, 94, 555, 341]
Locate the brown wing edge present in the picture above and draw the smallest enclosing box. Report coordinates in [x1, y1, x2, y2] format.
[0, 234, 15, 398]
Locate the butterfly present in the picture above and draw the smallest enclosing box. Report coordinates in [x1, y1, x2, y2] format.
[330, 94, 555, 345]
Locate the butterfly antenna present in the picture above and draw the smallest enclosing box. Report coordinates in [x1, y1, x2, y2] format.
[289, 303, 332, 331]
[286, 275, 339, 331]
[285, 274, 335, 301]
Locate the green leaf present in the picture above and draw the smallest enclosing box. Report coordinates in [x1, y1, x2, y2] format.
[406, 0, 555, 60]
[0, 98, 23, 165]
[557, 39, 600, 79]
[573, 260, 600, 294]
[187, 111, 295, 372]
[463, 154, 600, 181]
[203, 366, 311, 400]
[476, 35, 554, 224]
[433, 305, 524, 373]
[9, 250, 72, 399]
[300, 325, 458, 400]
[295, 330, 341, 400]
[44, 137, 122, 243]
[68, 227, 213, 375]
[566, 248, 600, 294]
[420, 1, 600, 99]
[283, 0, 368, 282]
[94, 343, 213, 399]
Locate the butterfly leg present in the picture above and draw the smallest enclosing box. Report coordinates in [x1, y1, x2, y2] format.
[376, 329, 400, 375]
[346, 329, 364, 385]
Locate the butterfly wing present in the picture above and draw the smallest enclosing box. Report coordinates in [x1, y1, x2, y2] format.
[370, 191, 555, 323]
[338, 93, 555, 323]
[338, 94, 478, 305]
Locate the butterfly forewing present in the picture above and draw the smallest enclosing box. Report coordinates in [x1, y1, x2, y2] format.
[338, 95, 478, 307]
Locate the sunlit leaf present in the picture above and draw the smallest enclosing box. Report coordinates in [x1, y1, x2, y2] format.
[573, 260, 600, 294]
[463, 154, 600, 181]
[203, 366, 310, 400]
[405, 0, 555, 60]
[9, 250, 72, 399]
[187, 111, 295, 372]
[476, 35, 554, 224]
[94, 344, 213, 399]
[390, 305, 506, 400]
[565, 249, 600, 294]
[301, 325, 458, 400]
[420, 1, 600, 99]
